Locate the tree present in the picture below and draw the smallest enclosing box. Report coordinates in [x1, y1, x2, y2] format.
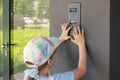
[35, 0, 50, 19]
[13, 0, 50, 19]
[0, 0, 50, 19]
[13, 0, 35, 17]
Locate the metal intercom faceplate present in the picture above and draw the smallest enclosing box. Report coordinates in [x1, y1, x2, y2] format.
[68, 3, 81, 36]
[68, 3, 80, 26]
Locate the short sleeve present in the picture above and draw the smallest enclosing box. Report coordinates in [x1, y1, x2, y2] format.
[53, 71, 74, 80]
[24, 69, 39, 80]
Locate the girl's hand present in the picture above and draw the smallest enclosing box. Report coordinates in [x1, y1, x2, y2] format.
[71, 27, 85, 47]
[59, 23, 72, 42]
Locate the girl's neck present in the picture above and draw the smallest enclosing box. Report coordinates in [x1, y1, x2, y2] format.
[38, 66, 50, 77]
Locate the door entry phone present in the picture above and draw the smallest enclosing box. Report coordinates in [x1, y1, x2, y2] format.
[68, 3, 81, 36]
[68, 3, 80, 26]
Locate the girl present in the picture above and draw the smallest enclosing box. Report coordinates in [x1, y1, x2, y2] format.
[23, 23, 87, 80]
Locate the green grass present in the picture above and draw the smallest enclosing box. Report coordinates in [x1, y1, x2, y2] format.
[0, 25, 50, 73]
[0, 29, 2, 75]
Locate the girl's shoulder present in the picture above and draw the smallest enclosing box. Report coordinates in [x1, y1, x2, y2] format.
[52, 71, 74, 80]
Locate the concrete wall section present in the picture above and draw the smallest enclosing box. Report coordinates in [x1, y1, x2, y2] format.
[50, 0, 110, 80]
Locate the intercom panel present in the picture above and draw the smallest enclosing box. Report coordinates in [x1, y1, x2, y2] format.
[68, 3, 81, 36]
[68, 3, 81, 26]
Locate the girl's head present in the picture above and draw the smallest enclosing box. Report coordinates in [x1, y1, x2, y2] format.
[23, 36, 60, 69]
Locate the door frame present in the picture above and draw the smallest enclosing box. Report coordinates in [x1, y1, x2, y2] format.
[2, 0, 12, 80]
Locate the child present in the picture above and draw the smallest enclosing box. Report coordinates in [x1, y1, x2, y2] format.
[23, 23, 87, 80]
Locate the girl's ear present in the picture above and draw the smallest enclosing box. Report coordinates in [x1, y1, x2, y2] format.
[48, 59, 52, 66]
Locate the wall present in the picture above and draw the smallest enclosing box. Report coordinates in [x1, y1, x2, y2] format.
[50, 0, 109, 80]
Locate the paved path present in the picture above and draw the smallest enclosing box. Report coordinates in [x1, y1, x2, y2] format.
[12, 72, 24, 80]
[0, 72, 24, 80]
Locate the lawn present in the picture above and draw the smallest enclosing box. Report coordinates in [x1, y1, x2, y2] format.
[0, 25, 50, 73]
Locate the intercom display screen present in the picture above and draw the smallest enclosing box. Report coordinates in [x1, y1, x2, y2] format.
[70, 8, 77, 13]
